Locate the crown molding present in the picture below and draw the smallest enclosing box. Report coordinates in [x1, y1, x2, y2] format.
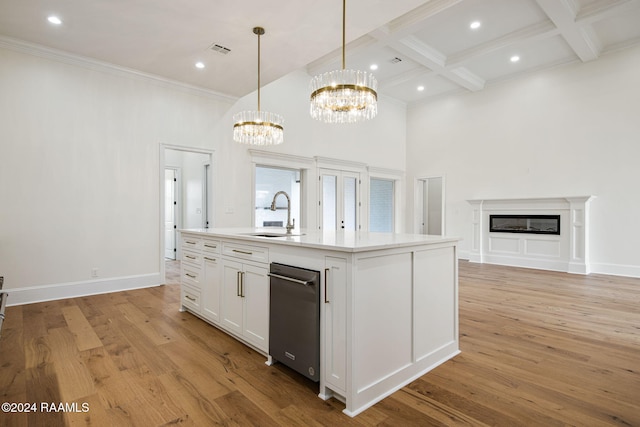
[0, 35, 238, 104]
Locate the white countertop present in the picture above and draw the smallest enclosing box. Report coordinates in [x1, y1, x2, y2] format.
[180, 227, 459, 253]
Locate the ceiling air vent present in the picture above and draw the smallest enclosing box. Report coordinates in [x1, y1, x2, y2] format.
[390, 57, 402, 64]
[210, 43, 231, 55]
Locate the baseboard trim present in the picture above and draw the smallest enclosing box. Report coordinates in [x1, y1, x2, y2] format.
[459, 252, 640, 279]
[590, 263, 640, 279]
[5, 273, 162, 306]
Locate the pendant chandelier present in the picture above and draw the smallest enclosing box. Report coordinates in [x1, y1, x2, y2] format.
[233, 27, 284, 145]
[310, 0, 378, 124]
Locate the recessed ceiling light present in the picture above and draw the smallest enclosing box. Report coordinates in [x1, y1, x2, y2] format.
[47, 16, 62, 25]
[470, 21, 481, 30]
[370, 64, 378, 71]
[510, 55, 520, 63]
[195, 62, 205, 69]
[417, 85, 425, 91]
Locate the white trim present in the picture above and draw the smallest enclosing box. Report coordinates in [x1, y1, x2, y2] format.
[249, 149, 315, 168]
[0, 36, 237, 103]
[315, 156, 367, 173]
[5, 273, 161, 306]
[590, 263, 640, 278]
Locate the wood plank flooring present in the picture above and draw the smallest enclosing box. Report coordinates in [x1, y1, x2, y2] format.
[1, 261, 638, 426]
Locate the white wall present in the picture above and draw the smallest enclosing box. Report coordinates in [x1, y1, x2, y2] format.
[406, 44, 640, 277]
[0, 43, 407, 301]
[0, 45, 233, 299]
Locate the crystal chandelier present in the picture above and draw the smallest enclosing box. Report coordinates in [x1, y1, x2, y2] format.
[310, 0, 378, 124]
[233, 27, 284, 145]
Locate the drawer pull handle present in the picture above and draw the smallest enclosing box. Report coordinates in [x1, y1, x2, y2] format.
[204, 244, 217, 249]
[185, 295, 196, 302]
[185, 255, 196, 260]
[185, 241, 196, 245]
[232, 249, 253, 255]
[204, 257, 217, 262]
[185, 273, 196, 279]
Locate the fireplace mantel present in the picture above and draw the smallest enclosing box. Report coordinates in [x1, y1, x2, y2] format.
[467, 196, 594, 274]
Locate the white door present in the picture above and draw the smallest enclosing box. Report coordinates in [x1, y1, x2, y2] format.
[242, 264, 269, 351]
[202, 257, 221, 323]
[221, 259, 244, 335]
[164, 169, 177, 259]
[320, 169, 360, 231]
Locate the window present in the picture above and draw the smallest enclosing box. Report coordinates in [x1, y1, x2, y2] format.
[369, 178, 394, 232]
[255, 166, 300, 228]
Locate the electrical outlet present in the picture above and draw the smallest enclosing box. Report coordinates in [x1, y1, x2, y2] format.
[91, 268, 99, 278]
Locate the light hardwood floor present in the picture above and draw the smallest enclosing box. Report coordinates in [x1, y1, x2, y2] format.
[1, 261, 638, 426]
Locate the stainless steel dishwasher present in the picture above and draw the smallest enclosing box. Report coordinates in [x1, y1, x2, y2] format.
[269, 263, 320, 382]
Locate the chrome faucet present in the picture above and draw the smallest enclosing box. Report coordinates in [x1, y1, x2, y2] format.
[270, 190, 294, 233]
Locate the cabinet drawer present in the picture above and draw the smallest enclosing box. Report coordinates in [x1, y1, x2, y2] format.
[182, 249, 202, 267]
[222, 241, 269, 264]
[182, 264, 202, 288]
[181, 235, 202, 251]
[202, 238, 221, 255]
[181, 284, 201, 312]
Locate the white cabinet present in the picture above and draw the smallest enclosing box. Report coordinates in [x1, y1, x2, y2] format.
[180, 234, 221, 324]
[323, 256, 348, 394]
[180, 236, 203, 314]
[180, 232, 269, 354]
[220, 258, 269, 352]
[202, 250, 221, 323]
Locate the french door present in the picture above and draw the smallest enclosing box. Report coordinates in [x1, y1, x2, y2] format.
[319, 169, 360, 231]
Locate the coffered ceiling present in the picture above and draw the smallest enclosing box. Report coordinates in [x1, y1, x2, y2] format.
[1, 0, 639, 104]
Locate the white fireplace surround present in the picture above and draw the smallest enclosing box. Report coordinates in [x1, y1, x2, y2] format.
[467, 197, 594, 274]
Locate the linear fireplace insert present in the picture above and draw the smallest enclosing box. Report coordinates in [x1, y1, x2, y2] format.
[489, 214, 560, 235]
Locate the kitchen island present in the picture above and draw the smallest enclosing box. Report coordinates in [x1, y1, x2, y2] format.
[178, 227, 460, 417]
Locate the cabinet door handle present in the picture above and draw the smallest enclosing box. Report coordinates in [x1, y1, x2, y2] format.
[240, 272, 245, 298]
[232, 249, 253, 255]
[324, 268, 330, 304]
[237, 271, 241, 296]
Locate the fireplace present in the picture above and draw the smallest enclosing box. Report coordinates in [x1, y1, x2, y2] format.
[489, 214, 560, 235]
[467, 197, 594, 274]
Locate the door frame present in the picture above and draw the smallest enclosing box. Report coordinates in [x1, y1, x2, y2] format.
[159, 144, 215, 283]
[414, 175, 446, 235]
[164, 167, 181, 260]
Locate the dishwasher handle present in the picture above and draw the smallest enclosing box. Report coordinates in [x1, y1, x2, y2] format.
[268, 272, 312, 286]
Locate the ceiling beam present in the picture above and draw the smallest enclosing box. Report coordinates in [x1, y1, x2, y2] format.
[536, 0, 603, 62]
[392, 36, 485, 91]
[446, 21, 559, 67]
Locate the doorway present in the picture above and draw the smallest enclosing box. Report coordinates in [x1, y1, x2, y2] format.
[416, 176, 445, 235]
[160, 145, 214, 284]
